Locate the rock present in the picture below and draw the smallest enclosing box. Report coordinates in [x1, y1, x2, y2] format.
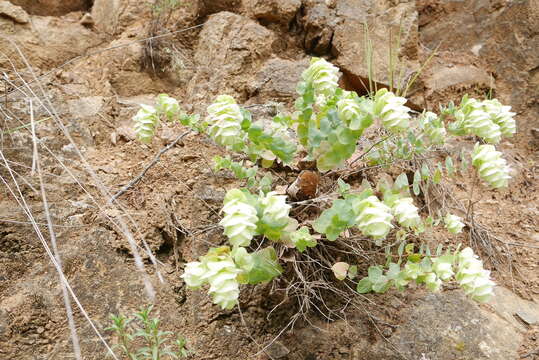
[0, 1, 29, 23]
[251, 58, 309, 101]
[0, 16, 100, 70]
[488, 286, 539, 330]
[91, 0, 121, 33]
[332, 1, 419, 93]
[418, 0, 537, 110]
[363, 289, 530, 359]
[197, 0, 241, 17]
[243, 0, 301, 24]
[67, 96, 104, 119]
[8, 0, 91, 16]
[187, 11, 276, 106]
[265, 340, 289, 359]
[297, 0, 338, 55]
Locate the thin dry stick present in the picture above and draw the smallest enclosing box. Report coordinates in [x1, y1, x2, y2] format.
[32, 104, 82, 359]
[0, 154, 119, 360]
[110, 130, 192, 202]
[1, 36, 158, 302]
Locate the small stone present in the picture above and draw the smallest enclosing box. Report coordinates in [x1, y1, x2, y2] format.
[515, 310, 538, 326]
[36, 326, 45, 334]
[80, 13, 94, 27]
[0, 1, 30, 24]
[265, 341, 289, 359]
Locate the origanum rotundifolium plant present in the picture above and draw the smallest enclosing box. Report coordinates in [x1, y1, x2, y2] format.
[132, 57, 516, 310]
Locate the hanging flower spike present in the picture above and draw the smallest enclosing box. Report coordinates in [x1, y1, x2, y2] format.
[392, 197, 421, 228]
[337, 92, 373, 131]
[482, 99, 516, 138]
[431, 256, 454, 280]
[422, 111, 447, 145]
[373, 89, 411, 133]
[219, 189, 258, 247]
[471, 144, 511, 188]
[206, 95, 246, 149]
[424, 272, 443, 292]
[444, 213, 465, 234]
[456, 247, 495, 303]
[354, 195, 394, 240]
[179, 249, 242, 309]
[301, 57, 340, 97]
[133, 104, 159, 143]
[156, 94, 180, 121]
[205, 258, 242, 310]
[258, 191, 292, 240]
[181, 261, 207, 289]
[460, 98, 501, 144]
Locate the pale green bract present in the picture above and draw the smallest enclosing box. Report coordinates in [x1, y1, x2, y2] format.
[422, 111, 447, 145]
[455, 98, 501, 143]
[133, 104, 159, 143]
[392, 197, 421, 228]
[156, 93, 180, 121]
[456, 247, 495, 303]
[301, 57, 340, 97]
[219, 189, 258, 247]
[259, 191, 291, 227]
[353, 195, 394, 241]
[373, 89, 410, 133]
[290, 226, 317, 252]
[431, 256, 454, 280]
[206, 95, 246, 149]
[482, 99, 516, 138]
[444, 214, 464, 234]
[180, 249, 242, 309]
[471, 144, 511, 188]
[424, 272, 443, 292]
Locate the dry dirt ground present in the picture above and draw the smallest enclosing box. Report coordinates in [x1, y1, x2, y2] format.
[0, 0, 538, 359]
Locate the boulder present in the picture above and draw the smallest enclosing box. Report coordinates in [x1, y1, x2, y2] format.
[362, 288, 537, 359]
[91, 0, 121, 33]
[0, 1, 29, 23]
[242, 0, 301, 24]
[187, 11, 276, 107]
[250, 57, 309, 101]
[7, 0, 91, 16]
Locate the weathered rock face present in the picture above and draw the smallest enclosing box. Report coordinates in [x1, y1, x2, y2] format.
[186, 11, 277, 107]
[7, 0, 92, 16]
[250, 57, 309, 102]
[418, 0, 538, 112]
[91, 0, 121, 33]
[363, 289, 534, 359]
[0, 15, 100, 70]
[242, 0, 301, 24]
[0, 1, 29, 23]
[296, 0, 419, 93]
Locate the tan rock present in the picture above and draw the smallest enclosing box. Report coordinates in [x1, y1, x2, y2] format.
[8, 0, 90, 16]
[0, 1, 29, 23]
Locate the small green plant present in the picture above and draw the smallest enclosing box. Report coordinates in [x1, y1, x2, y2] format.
[106, 305, 190, 359]
[131, 57, 516, 310]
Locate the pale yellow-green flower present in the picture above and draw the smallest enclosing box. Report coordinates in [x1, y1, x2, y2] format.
[456, 247, 495, 303]
[483, 99, 516, 138]
[133, 104, 158, 143]
[206, 95, 246, 149]
[444, 214, 465, 234]
[219, 189, 258, 247]
[354, 195, 394, 240]
[472, 144, 511, 188]
[302, 57, 340, 97]
[392, 197, 421, 228]
[373, 89, 411, 133]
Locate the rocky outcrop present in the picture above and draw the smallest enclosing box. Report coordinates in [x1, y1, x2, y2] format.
[187, 11, 277, 107]
[7, 0, 91, 16]
[0, 1, 29, 23]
